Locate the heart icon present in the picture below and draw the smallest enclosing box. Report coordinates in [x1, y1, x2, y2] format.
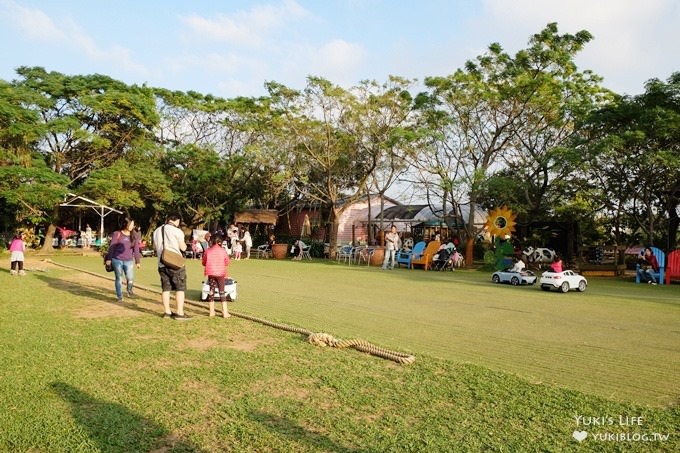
[572, 430, 588, 442]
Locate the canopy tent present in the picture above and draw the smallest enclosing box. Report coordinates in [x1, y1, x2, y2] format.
[60, 193, 122, 244]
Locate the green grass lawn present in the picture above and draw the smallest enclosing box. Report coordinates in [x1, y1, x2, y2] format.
[1, 252, 678, 452]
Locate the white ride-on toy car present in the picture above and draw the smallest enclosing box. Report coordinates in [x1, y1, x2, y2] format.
[200, 278, 237, 301]
[539, 270, 587, 292]
[491, 269, 537, 286]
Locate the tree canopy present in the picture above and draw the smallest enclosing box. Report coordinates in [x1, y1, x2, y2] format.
[0, 23, 677, 252]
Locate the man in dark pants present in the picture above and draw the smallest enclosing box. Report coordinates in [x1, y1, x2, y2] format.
[152, 214, 191, 319]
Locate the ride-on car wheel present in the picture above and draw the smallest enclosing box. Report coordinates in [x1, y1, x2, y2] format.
[492, 274, 500, 283]
[511, 276, 520, 286]
[560, 282, 570, 293]
[541, 285, 550, 291]
[578, 280, 587, 292]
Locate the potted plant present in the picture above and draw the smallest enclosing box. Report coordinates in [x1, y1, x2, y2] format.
[271, 243, 289, 259]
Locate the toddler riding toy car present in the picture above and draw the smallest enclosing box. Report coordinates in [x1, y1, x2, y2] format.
[491, 269, 537, 286]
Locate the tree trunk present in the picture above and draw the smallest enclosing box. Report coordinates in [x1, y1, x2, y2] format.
[40, 223, 57, 252]
[327, 207, 340, 259]
[465, 236, 474, 269]
[668, 213, 679, 250]
[367, 192, 373, 244]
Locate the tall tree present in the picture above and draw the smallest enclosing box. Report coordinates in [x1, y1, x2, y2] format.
[345, 76, 421, 242]
[0, 80, 69, 230]
[11, 67, 159, 250]
[267, 77, 377, 256]
[415, 23, 599, 263]
[154, 89, 275, 228]
[582, 72, 680, 248]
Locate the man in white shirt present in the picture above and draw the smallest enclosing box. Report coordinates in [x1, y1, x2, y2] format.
[153, 214, 190, 320]
[382, 225, 401, 270]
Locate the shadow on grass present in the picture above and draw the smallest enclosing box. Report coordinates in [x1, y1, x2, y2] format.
[51, 381, 204, 452]
[248, 410, 363, 453]
[34, 273, 165, 318]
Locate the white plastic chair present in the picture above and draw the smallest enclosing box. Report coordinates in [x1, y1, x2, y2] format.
[301, 245, 312, 260]
[255, 244, 271, 259]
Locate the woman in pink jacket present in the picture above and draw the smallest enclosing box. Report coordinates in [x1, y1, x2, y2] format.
[201, 233, 231, 318]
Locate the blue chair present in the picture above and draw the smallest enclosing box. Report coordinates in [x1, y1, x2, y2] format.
[396, 241, 426, 269]
[635, 246, 666, 285]
[336, 245, 354, 264]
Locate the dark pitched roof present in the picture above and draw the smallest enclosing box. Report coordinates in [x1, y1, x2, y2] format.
[376, 204, 428, 220]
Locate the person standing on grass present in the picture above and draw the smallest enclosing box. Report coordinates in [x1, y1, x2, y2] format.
[201, 233, 231, 318]
[240, 226, 253, 259]
[84, 224, 92, 248]
[9, 232, 26, 276]
[105, 217, 141, 303]
[381, 225, 401, 270]
[152, 214, 191, 320]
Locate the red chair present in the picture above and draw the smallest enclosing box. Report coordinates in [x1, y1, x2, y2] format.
[665, 249, 680, 285]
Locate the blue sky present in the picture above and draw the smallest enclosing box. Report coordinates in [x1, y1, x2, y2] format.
[1, 0, 678, 98]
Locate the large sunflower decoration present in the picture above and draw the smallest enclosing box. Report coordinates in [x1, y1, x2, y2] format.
[485, 206, 517, 238]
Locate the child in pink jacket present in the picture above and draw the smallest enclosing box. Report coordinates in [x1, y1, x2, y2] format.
[9, 232, 26, 276]
[201, 233, 231, 318]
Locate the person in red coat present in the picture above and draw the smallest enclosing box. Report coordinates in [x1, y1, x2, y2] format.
[202, 233, 231, 317]
[638, 247, 660, 284]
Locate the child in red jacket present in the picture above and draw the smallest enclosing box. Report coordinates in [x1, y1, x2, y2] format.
[201, 233, 231, 318]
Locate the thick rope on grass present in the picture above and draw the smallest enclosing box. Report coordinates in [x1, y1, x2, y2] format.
[307, 332, 416, 365]
[46, 259, 416, 365]
[233, 315, 416, 365]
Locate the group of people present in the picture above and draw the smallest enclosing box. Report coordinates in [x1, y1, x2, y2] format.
[380, 226, 462, 270]
[12, 215, 666, 322]
[101, 214, 237, 319]
[189, 224, 254, 261]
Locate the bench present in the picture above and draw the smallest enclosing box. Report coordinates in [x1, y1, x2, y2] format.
[665, 249, 680, 284]
[635, 246, 666, 285]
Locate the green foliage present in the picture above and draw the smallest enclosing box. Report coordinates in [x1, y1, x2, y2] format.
[581, 72, 680, 247]
[0, 30, 677, 253]
[0, 154, 68, 224]
[80, 155, 173, 212]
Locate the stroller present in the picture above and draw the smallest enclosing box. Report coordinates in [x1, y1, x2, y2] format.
[200, 278, 238, 302]
[432, 248, 454, 271]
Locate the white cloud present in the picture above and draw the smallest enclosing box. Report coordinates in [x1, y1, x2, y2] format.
[1, 0, 64, 40]
[314, 39, 366, 77]
[1, 0, 147, 76]
[180, 0, 310, 48]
